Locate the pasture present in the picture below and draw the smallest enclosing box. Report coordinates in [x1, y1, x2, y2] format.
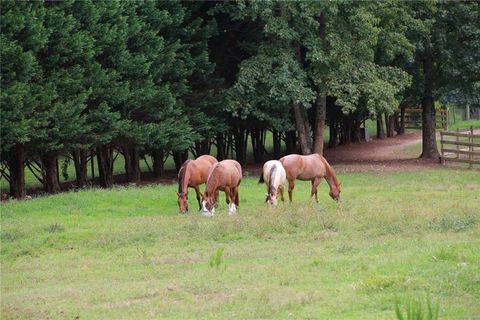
[1, 168, 479, 319]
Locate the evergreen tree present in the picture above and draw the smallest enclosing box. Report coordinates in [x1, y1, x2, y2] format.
[1, 2, 49, 197]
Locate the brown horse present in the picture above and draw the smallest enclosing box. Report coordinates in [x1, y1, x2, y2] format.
[279, 154, 341, 203]
[177, 155, 218, 213]
[201, 159, 242, 217]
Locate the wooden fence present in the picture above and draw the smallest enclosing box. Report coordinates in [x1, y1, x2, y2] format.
[440, 127, 480, 167]
[397, 108, 448, 131]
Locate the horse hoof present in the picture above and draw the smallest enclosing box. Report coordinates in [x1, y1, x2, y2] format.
[201, 211, 214, 218]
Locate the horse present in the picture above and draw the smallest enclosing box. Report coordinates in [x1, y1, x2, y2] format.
[279, 154, 341, 203]
[177, 155, 218, 214]
[201, 159, 242, 217]
[258, 160, 286, 207]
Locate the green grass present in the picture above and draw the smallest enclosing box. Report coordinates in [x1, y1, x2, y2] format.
[2, 169, 479, 319]
[401, 119, 480, 159]
[448, 120, 480, 131]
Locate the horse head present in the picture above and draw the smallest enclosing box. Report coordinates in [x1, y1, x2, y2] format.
[265, 188, 278, 207]
[201, 191, 216, 214]
[177, 192, 188, 214]
[329, 182, 341, 203]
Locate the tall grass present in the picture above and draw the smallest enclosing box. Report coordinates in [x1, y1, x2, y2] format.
[395, 294, 439, 320]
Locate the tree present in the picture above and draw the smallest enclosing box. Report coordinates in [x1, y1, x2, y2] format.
[404, 1, 479, 159]
[1, 2, 49, 197]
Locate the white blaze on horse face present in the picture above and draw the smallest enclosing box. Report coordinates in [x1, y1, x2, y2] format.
[270, 194, 278, 207]
[202, 200, 208, 212]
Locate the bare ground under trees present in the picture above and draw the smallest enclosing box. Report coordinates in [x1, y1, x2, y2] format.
[2, 131, 447, 199]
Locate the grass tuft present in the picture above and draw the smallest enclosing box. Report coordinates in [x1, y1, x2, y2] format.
[209, 247, 225, 269]
[429, 215, 476, 232]
[395, 294, 439, 320]
[43, 223, 65, 233]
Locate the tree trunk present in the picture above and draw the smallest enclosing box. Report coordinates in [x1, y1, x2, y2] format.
[123, 145, 133, 181]
[376, 113, 386, 139]
[273, 129, 282, 159]
[329, 121, 338, 148]
[42, 152, 60, 193]
[386, 114, 395, 137]
[251, 128, 265, 163]
[341, 118, 352, 145]
[152, 149, 164, 178]
[285, 130, 296, 154]
[96, 145, 113, 188]
[7, 144, 26, 199]
[420, 54, 440, 159]
[130, 145, 141, 183]
[216, 133, 226, 161]
[351, 119, 362, 143]
[72, 149, 88, 188]
[234, 127, 247, 164]
[173, 151, 188, 172]
[293, 103, 312, 155]
[313, 94, 326, 155]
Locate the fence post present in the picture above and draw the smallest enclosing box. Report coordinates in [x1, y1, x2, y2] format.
[469, 126, 474, 169]
[440, 131, 445, 164]
[456, 128, 460, 159]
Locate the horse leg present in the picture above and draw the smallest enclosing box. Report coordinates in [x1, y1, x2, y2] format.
[225, 187, 231, 206]
[311, 178, 321, 203]
[279, 185, 285, 202]
[288, 179, 295, 203]
[194, 185, 202, 210]
[234, 187, 239, 207]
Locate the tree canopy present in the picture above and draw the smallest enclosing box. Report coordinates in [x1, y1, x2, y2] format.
[1, 0, 479, 197]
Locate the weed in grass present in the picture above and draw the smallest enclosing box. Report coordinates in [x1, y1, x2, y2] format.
[394, 294, 439, 320]
[432, 247, 459, 262]
[209, 247, 225, 269]
[44, 223, 65, 233]
[1, 230, 23, 242]
[429, 215, 476, 232]
[358, 274, 403, 292]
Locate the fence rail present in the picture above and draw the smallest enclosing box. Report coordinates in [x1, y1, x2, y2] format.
[397, 108, 448, 130]
[440, 127, 480, 167]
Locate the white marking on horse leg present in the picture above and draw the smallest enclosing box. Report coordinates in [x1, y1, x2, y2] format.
[228, 203, 237, 216]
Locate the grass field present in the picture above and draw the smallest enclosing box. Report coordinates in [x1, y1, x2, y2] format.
[1, 168, 479, 319]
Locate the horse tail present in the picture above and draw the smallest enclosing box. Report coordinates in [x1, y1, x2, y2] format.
[268, 164, 277, 194]
[258, 174, 264, 184]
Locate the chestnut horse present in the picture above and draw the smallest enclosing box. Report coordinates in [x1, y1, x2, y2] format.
[177, 155, 218, 213]
[258, 160, 286, 207]
[279, 154, 341, 203]
[201, 159, 242, 217]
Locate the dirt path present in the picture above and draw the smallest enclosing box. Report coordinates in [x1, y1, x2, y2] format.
[323, 131, 442, 173]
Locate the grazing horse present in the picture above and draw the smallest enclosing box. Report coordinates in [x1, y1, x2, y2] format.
[201, 159, 242, 217]
[279, 154, 341, 203]
[258, 160, 286, 207]
[177, 155, 218, 213]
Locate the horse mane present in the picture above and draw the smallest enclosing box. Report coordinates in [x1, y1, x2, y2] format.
[205, 163, 221, 196]
[321, 156, 340, 188]
[178, 160, 191, 194]
[268, 164, 277, 194]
